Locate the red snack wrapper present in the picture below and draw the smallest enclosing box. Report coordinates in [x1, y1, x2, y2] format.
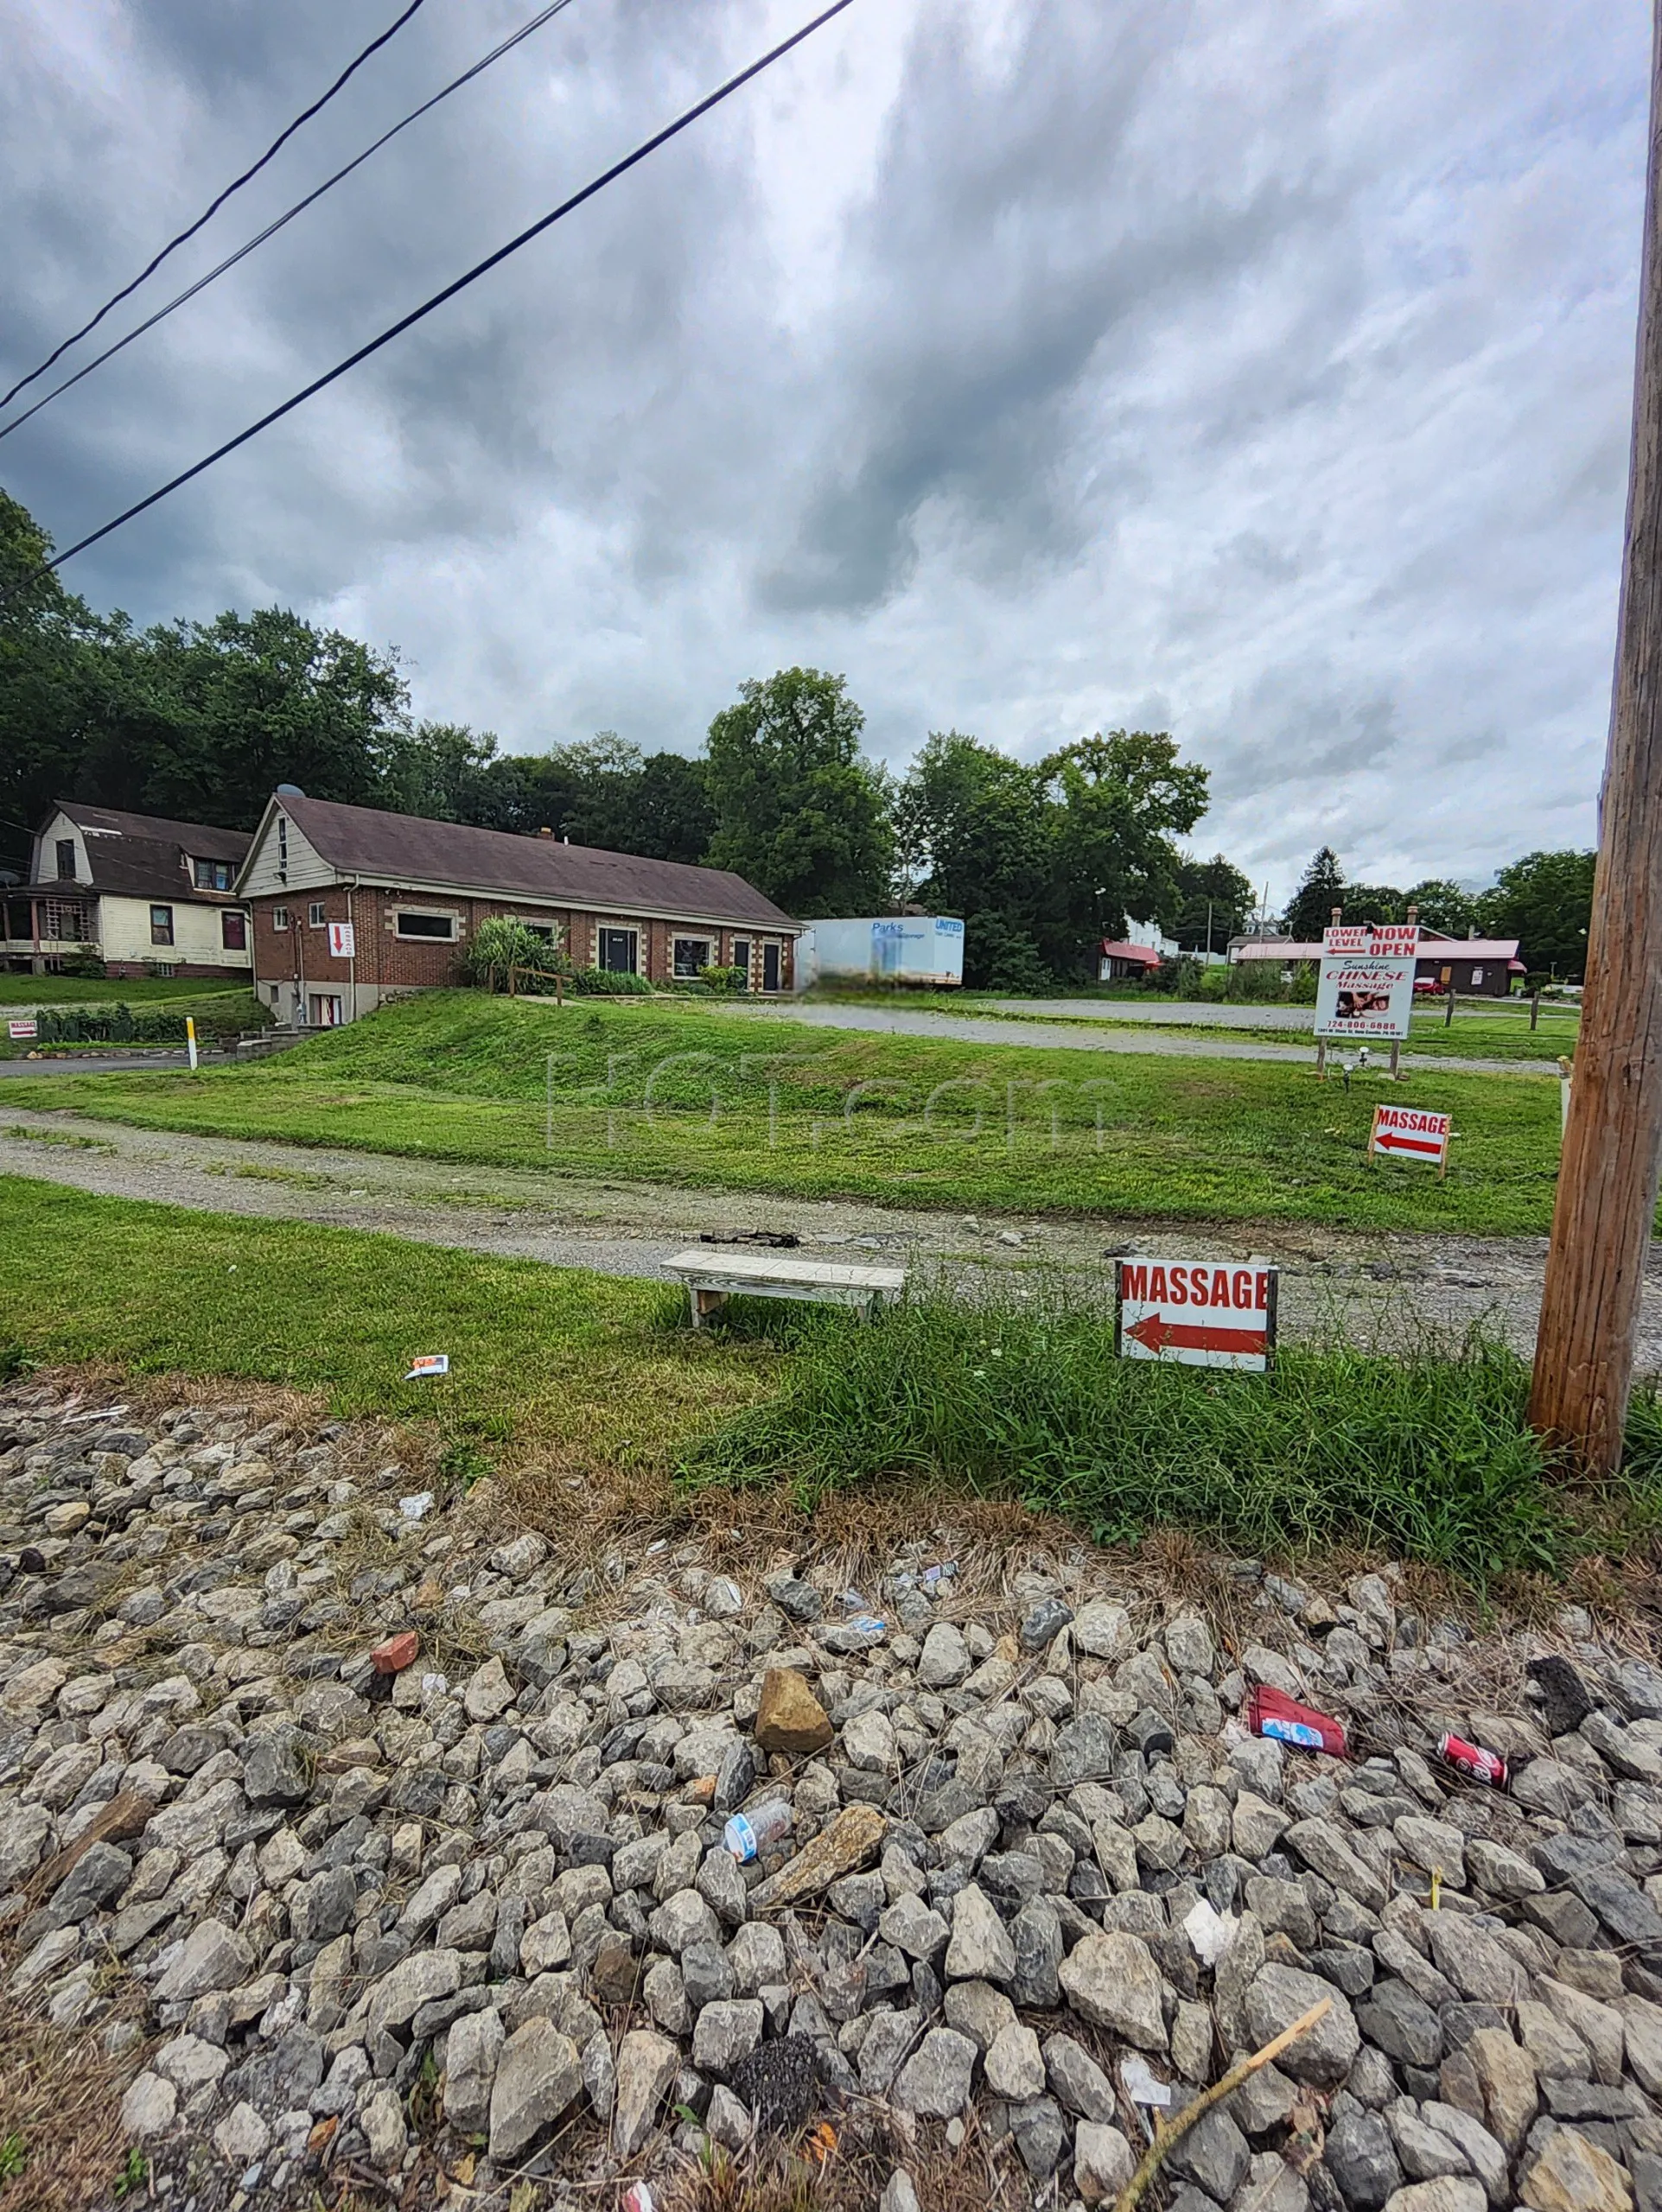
[1247, 1683, 1347, 1758]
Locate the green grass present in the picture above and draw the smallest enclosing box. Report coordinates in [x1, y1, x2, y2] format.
[0, 1173, 764, 1471]
[680, 1280, 1662, 1584]
[7, 990, 1576, 1236]
[4, 1171, 1657, 1582]
[0, 975, 250, 1004]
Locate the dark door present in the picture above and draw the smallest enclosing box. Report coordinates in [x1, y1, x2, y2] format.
[732, 938, 750, 990]
[598, 929, 638, 974]
[762, 943, 781, 992]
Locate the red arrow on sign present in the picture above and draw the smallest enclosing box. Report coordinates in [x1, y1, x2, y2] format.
[1373, 1129, 1443, 1156]
[1125, 1313, 1269, 1357]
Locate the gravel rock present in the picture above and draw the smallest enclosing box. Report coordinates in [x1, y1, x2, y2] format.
[1059, 1930, 1168, 2050]
[893, 2027, 977, 2117]
[488, 2021, 583, 2162]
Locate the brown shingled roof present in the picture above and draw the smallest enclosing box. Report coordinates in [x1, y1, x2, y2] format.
[25, 803, 252, 904]
[270, 793, 797, 931]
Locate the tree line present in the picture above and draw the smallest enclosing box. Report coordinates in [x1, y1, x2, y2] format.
[3, 488, 1595, 985]
[1281, 844, 1595, 980]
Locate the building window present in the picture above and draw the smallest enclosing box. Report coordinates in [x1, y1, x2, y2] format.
[597, 927, 638, 974]
[194, 858, 235, 890]
[55, 838, 76, 880]
[672, 936, 711, 979]
[396, 911, 457, 940]
[150, 904, 175, 947]
[732, 938, 750, 990]
[308, 993, 344, 1027]
[309, 900, 328, 927]
[272, 906, 290, 930]
[277, 819, 288, 874]
[221, 911, 248, 951]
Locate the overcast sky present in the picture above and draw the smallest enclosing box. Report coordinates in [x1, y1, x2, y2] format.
[1, 0, 1648, 901]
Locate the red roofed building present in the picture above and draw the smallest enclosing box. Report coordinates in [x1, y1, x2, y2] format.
[1227, 928, 1525, 995]
[1098, 938, 1164, 981]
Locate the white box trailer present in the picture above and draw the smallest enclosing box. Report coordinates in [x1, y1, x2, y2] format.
[797, 916, 965, 988]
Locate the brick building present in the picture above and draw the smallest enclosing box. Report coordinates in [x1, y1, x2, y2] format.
[236, 790, 800, 1027]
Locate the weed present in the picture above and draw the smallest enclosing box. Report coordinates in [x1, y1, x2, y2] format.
[0, 2134, 24, 2183]
[0, 1127, 112, 1152]
[678, 1277, 1659, 1584]
[111, 2151, 146, 2199]
[0, 1340, 29, 1386]
[437, 1438, 495, 1494]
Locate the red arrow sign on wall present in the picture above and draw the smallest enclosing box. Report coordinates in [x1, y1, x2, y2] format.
[1124, 1313, 1270, 1357]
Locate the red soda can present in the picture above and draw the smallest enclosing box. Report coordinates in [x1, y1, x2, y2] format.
[1437, 1732, 1508, 1788]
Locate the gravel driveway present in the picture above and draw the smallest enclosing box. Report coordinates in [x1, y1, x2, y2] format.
[3, 1106, 1657, 1364]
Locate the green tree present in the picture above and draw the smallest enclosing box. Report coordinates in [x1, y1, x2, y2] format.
[1339, 882, 1405, 927]
[387, 721, 503, 823]
[1166, 854, 1255, 952]
[1038, 731, 1209, 976]
[0, 489, 113, 879]
[896, 731, 1053, 988]
[705, 668, 894, 915]
[1403, 878, 1476, 935]
[1282, 846, 1347, 941]
[1476, 849, 1596, 977]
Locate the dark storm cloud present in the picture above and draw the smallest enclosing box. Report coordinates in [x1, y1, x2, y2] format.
[0, 0, 1648, 895]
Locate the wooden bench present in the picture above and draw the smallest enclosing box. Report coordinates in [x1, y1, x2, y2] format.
[665, 1248, 906, 1328]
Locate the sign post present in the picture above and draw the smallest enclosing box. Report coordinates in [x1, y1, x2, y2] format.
[7, 1018, 36, 1042]
[1116, 1259, 1277, 1371]
[1368, 1103, 1450, 1179]
[185, 1015, 198, 1072]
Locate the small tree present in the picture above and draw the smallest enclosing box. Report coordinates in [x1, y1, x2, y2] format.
[1282, 847, 1347, 941]
[463, 917, 571, 996]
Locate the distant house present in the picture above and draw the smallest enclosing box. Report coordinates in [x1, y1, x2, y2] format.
[1098, 938, 1163, 982]
[236, 790, 800, 1027]
[1227, 927, 1525, 997]
[2, 802, 252, 978]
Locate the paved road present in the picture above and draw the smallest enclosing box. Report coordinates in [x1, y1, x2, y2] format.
[0, 1052, 194, 1077]
[3, 1107, 1657, 1364]
[723, 999, 1548, 1077]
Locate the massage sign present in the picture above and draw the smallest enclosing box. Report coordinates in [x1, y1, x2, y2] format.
[1115, 1259, 1278, 1372]
[1314, 920, 1419, 1042]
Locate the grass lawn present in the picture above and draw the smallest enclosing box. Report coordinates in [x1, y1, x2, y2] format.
[3, 1173, 1656, 1584]
[8, 991, 1575, 1236]
[0, 1173, 764, 1479]
[0, 975, 252, 1005]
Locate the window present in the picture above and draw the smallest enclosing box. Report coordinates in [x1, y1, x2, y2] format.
[672, 937, 711, 979]
[597, 927, 638, 974]
[221, 911, 248, 951]
[308, 993, 344, 1027]
[396, 911, 457, 940]
[732, 939, 750, 990]
[277, 819, 288, 874]
[308, 900, 328, 927]
[150, 904, 175, 946]
[272, 906, 290, 930]
[55, 838, 76, 880]
[194, 858, 234, 890]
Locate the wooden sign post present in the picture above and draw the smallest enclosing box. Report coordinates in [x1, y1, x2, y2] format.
[1529, 3, 1662, 1475]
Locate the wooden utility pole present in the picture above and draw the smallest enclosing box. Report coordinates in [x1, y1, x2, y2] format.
[1530, 1, 1662, 1474]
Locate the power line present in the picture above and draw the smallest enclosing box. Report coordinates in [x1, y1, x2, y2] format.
[0, 0, 430, 415]
[0, 0, 579, 446]
[42, 0, 858, 575]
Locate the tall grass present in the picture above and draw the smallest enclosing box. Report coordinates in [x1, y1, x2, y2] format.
[678, 1280, 1660, 1582]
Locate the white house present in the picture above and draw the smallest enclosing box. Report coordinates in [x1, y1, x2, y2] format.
[1, 802, 253, 978]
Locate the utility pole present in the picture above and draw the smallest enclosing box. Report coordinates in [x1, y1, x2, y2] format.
[1530, 1, 1662, 1474]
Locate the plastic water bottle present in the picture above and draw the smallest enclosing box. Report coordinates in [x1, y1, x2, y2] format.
[724, 1799, 793, 1862]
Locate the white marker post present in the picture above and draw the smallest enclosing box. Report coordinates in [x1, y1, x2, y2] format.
[185, 1015, 198, 1071]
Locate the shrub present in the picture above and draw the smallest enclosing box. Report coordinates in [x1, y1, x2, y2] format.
[698, 964, 747, 995]
[568, 966, 655, 996]
[59, 945, 106, 978]
[463, 917, 572, 995]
